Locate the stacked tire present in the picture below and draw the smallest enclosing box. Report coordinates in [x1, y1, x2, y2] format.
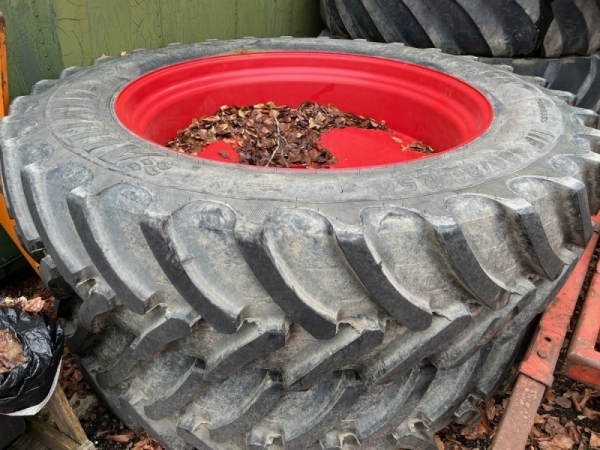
[321, 0, 600, 57]
[2, 11, 600, 450]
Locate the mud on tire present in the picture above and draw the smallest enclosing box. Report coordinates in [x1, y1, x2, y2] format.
[1, 38, 599, 449]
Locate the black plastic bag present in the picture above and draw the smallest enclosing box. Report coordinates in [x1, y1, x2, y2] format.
[0, 306, 64, 414]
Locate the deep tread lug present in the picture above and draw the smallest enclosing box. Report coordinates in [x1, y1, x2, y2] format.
[361, 302, 472, 385]
[282, 324, 384, 389]
[120, 349, 206, 421]
[248, 371, 363, 450]
[141, 201, 284, 335]
[179, 318, 288, 383]
[22, 163, 96, 285]
[242, 208, 381, 339]
[508, 176, 593, 254]
[67, 184, 181, 315]
[96, 304, 198, 388]
[446, 194, 565, 287]
[0, 138, 53, 257]
[430, 289, 535, 369]
[177, 370, 282, 445]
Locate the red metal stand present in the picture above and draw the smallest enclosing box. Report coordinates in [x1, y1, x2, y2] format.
[563, 257, 600, 389]
[491, 217, 600, 450]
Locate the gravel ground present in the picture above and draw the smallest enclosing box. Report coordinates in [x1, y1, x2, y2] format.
[2, 256, 599, 450]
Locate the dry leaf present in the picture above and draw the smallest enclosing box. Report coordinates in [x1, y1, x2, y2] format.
[2, 296, 45, 314]
[106, 430, 135, 442]
[459, 422, 489, 441]
[555, 396, 573, 409]
[564, 421, 581, 443]
[133, 432, 164, 450]
[485, 399, 496, 421]
[531, 426, 544, 438]
[401, 141, 435, 154]
[538, 435, 574, 450]
[573, 388, 592, 412]
[546, 390, 557, 405]
[22, 297, 45, 314]
[543, 416, 563, 436]
[0, 329, 27, 374]
[434, 434, 444, 450]
[583, 407, 600, 420]
[590, 431, 600, 448]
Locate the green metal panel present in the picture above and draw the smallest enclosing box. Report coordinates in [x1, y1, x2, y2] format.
[86, 0, 163, 61]
[0, 0, 322, 99]
[49, 0, 93, 68]
[236, 0, 295, 38]
[0, 0, 64, 99]
[159, 0, 239, 44]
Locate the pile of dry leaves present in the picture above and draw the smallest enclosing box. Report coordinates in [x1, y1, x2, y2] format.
[433, 379, 600, 450]
[2, 296, 46, 315]
[0, 295, 47, 375]
[530, 381, 600, 450]
[167, 101, 434, 168]
[0, 328, 27, 374]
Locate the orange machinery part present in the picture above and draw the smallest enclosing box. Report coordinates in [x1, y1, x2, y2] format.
[0, 12, 38, 273]
[0, 191, 38, 273]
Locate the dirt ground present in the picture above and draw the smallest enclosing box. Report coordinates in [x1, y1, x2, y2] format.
[1, 259, 599, 450]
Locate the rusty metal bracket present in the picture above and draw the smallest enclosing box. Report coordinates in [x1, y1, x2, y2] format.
[563, 258, 600, 389]
[491, 217, 600, 450]
[519, 221, 600, 388]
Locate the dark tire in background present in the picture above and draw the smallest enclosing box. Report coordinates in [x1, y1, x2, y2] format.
[1, 37, 599, 449]
[320, 0, 600, 57]
[480, 55, 600, 113]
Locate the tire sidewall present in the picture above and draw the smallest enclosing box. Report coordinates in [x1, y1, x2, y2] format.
[33, 38, 565, 205]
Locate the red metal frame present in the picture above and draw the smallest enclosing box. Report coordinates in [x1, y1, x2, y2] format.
[115, 52, 493, 169]
[563, 258, 600, 389]
[491, 216, 600, 450]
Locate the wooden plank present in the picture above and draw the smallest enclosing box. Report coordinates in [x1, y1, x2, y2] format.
[26, 420, 80, 450]
[0, 0, 64, 98]
[86, 0, 162, 57]
[159, 0, 238, 45]
[8, 433, 48, 450]
[49, 0, 94, 68]
[46, 386, 88, 445]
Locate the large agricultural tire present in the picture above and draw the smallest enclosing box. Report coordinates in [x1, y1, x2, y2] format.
[480, 54, 600, 113]
[1, 37, 600, 449]
[320, 0, 600, 57]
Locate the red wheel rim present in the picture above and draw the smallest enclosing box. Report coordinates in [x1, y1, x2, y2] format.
[115, 51, 493, 170]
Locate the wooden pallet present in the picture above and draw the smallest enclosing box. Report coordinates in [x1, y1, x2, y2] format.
[8, 386, 94, 450]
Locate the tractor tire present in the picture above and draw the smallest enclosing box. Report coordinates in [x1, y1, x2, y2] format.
[480, 54, 600, 113]
[1, 37, 599, 449]
[320, 0, 600, 57]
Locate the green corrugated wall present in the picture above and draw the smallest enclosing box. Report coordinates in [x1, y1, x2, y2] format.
[0, 0, 323, 99]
